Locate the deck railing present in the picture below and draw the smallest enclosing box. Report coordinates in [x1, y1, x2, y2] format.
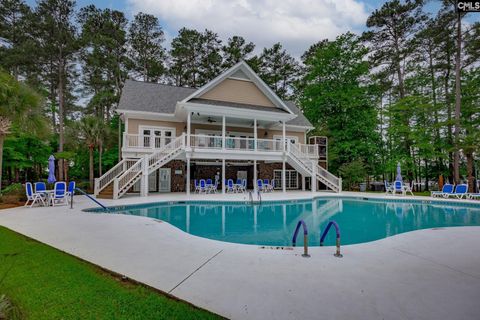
[123, 133, 319, 157]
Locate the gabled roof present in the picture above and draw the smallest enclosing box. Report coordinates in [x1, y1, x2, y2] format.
[117, 73, 313, 128]
[180, 61, 295, 115]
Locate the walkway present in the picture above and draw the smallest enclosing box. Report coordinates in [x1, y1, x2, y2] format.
[0, 192, 479, 319]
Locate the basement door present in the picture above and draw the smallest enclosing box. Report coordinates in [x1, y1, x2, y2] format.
[158, 168, 171, 192]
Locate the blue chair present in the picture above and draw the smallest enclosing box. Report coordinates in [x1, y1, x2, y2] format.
[450, 184, 468, 199]
[199, 179, 206, 193]
[257, 179, 264, 192]
[227, 179, 235, 193]
[50, 181, 67, 206]
[384, 181, 393, 194]
[25, 182, 46, 207]
[66, 181, 75, 196]
[431, 184, 454, 198]
[34, 182, 46, 193]
[206, 178, 212, 186]
[393, 180, 405, 196]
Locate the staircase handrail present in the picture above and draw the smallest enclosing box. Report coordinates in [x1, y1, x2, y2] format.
[114, 158, 143, 197]
[147, 134, 185, 169]
[94, 159, 139, 195]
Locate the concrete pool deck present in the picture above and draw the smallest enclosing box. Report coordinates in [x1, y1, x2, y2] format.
[0, 191, 479, 319]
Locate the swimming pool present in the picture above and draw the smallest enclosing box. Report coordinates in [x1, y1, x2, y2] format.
[86, 197, 480, 246]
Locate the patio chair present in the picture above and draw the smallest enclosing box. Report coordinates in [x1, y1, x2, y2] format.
[211, 179, 218, 193]
[66, 181, 76, 203]
[227, 179, 235, 193]
[241, 179, 247, 193]
[50, 181, 67, 206]
[24, 182, 46, 207]
[34, 182, 46, 193]
[384, 181, 393, 194]
[404, 181, 414, 196]
[199, 179, 206, 193]
[448, 184, 468, 199]
[431, 184, 454, 198]
[392, 181, 405, 196]
[467, 193, 480, 200]
[271, 179, 275, 191]
[194, 180, 201, 193]
[257, 179, 264, 192]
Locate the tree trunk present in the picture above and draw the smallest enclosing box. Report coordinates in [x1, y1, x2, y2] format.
[89, 146, 94, 191]
[466, 153, 474, 192]
[58, 57, 65, 181]
[453, 12, 462, 184]
[98, 141, 103, 177]
[424, 158, 429, 192]
[0, 135, 4, 191]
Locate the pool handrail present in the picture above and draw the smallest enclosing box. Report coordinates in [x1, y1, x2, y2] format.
[71, 187, 109, 212]
[319, 220, 343, 257]
[292, 220, 310, 257]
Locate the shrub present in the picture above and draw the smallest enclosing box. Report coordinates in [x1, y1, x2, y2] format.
[339, 159, 367, 191]
[0, 183, 26, 204]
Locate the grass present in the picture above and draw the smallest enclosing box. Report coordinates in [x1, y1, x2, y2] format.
[0, 226, 222, 320]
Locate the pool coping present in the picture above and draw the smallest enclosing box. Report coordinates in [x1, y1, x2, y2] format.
[1, 191, 480, 320]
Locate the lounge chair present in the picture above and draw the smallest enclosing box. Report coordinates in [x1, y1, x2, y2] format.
[404, 181, 414, 196]
[194, 179, 201, 193]
[448, 184, 468, 199]
[24, 182, 46, 207]
[50, 181, 67, 206]
[242, 179, 247, 193]
[431, 184, 454, 198]
[467, 193, 480, 200]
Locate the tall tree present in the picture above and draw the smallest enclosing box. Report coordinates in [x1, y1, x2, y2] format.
[77, 115, 101, 189]
[299, 33, 380, 174]
[0, 0, 34, 80]
[221, 35, 255, 69]
[198, 29, 222, 85]
[35, 0, 77, 181]
[0, 70, 47, 191]
[128, 12, 165, 82]
[256, 43, 299, 100]
[168, 28, 203, 87]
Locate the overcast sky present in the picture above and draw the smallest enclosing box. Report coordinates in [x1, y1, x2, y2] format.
[26, 0, 479, 57]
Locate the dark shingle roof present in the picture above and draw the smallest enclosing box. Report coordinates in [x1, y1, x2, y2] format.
[118, 79, 196, 113]
[118, 80, 313, 128]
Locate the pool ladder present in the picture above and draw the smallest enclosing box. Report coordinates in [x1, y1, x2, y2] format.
[248, 190, 262, 205]
[291, 219, 343, 258]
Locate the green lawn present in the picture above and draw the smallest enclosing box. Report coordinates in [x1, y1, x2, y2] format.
[0, 226, 222, 320]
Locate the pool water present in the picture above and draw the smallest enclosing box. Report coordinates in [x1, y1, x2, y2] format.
[88, 197, 480, 246]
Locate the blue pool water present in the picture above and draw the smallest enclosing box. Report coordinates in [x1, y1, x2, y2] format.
[86, 197, 480, 246]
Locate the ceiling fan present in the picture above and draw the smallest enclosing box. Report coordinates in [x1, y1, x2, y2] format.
[207, 117, 217, 123]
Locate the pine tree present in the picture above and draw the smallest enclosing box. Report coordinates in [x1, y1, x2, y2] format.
[128, 12, 165, 82]
[221, 36, 255, 69]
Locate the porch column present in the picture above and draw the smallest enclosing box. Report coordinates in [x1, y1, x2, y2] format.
[282, 159, 286, 193]
[222, 158, 226, 194]
[253, 118, 257, 151]
[282, 121, 286, 151]
[186, 157, 191, 196]
[302, 175, 306, 191]
[222, 115, 226, 150]
[187, 112, 191, 147]
[140, 156, 149, 197]
[253, 160, 257, 192]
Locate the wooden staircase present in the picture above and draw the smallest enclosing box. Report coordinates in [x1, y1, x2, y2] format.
[97, 182, 114, 199]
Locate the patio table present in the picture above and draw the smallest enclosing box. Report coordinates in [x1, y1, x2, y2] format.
[37, 190, 54, 206]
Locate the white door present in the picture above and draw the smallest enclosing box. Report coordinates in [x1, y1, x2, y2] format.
[158, 168, 171, 192]
[140, 126, 176, 149]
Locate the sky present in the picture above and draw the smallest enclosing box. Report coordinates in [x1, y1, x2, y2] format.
[26, 0, 479, 57]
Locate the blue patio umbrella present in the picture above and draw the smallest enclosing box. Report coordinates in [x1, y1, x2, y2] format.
[395, 162, 402, 182]
[47, 155, 56, 183]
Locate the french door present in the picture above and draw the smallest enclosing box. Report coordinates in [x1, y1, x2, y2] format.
[140, 126, 175, 149]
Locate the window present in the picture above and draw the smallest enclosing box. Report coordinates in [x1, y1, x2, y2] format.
[139, 126, 176, 148]
[274, 170, 298, 189]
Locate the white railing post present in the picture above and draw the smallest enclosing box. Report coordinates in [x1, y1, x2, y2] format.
[338, 178, 342, 193]
[113, 179, 119, 200]
[311, 161, 317, 193]
[140, 156, 148, 197]
[94, 178, 99, 196]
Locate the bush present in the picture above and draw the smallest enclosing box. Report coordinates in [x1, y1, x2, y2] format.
[339, 159, 367, 191]
[0, 294, 22, 319]
[0, 183, 26, 204]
